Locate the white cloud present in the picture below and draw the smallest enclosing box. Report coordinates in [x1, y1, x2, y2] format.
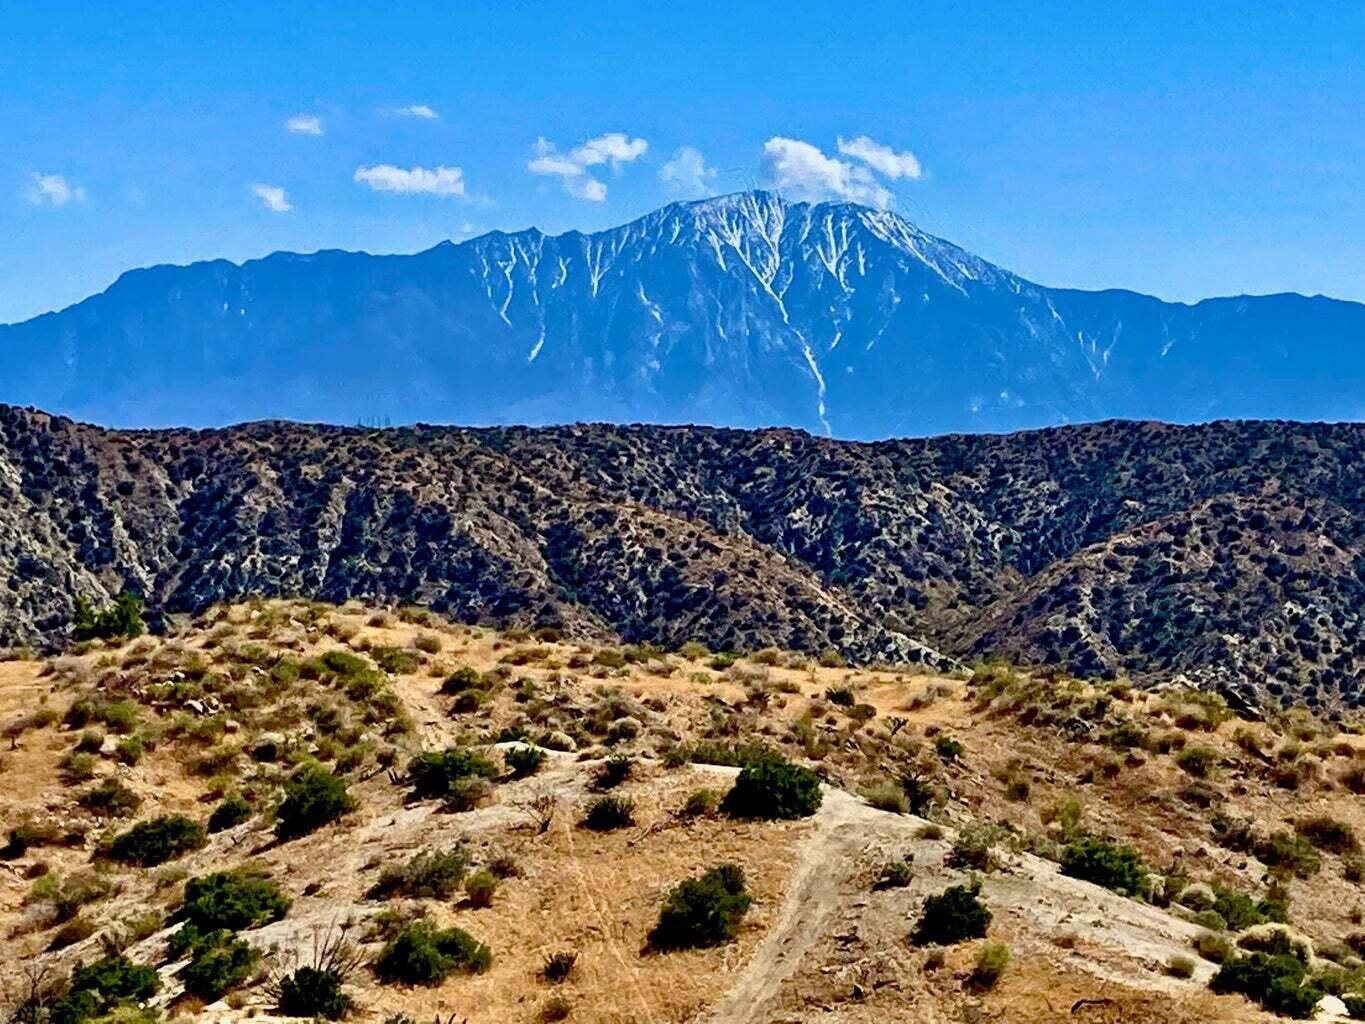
[391, 104, 439, 119]
[286, 114, 323, 136]
[23, 173, 86, 208]
[836, 135, 922, 180]
[571, 132, 648, 167]
[353, 164, 466, 196]
[251, 183, 292, 213]
[762, 137, 892, 208]
[659, 146, 717, 197]
[527, 132, 648, 202]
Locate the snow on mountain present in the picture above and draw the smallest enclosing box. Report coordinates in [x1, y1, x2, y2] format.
[4, 190, 1365, 436]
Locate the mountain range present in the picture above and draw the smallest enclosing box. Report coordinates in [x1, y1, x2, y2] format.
[5, 190, 1365, 436]
[3, 406, 1363, 710]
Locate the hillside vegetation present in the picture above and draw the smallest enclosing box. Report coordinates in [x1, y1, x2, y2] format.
[4, 600, 1365, 1021]
[3, 409, 1365, 711]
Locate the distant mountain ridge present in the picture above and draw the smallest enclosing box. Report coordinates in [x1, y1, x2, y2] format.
[5, 191, 1365, 436]
[3, 407, 1363, 709]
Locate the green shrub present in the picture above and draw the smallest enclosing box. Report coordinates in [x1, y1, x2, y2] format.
[504, 744, 547, 779]
[592, 753, 634, 791]
[1255, 830, 1322, 879]
[371, 646, 420, 675]
[899, 772, 939, 816]
[680, 789, 719, 819]
[934, 735, 964, 762]
[464, 869, 498, 908]
[114, 735, 144, 765]
[182, 869, 291, 931]
[374, 921, 491, 986]
[647, 864, 751, 951]
[275, 763, 355, 840]
[1295, 815, 1359, 855]
[1345, 993, 1365, 1020]
[1211, 952, 1323, 1018]
[582, 796, 635, 831]
[1212, 885, 1287, 930]
[861, 781, 909, 814]
[207, 792, 252, 833]
[109, 815, 206, 867]
[406, 748, 498, 800]
[947, 823, 1005, 872]
[440, 667, 483, 694]
[1166, 953, 1197, 978]
[1060, 837, 1146, 896]
[369, 847, 471, 900]
[721, 754, 822, 820]
[78, 779, 142, 819]
[72, 592, 145, 642]
[911, 885, 991, 946]
[277, 965, 352, 1019]
[971, 941, 1011, 988]
[1175, 745, 1218, 778]
[1194, 931, 1235, 964]
[48, 915, 97, 950]
[53, 954, 159, 1022]
[181, 933, 256, 1002]
[872, 857, 914, 891]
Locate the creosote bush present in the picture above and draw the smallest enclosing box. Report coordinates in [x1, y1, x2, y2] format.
[1059, 837, 1146, 897]
[582, 796, 635, 832]
[647, 864, 751, 951]
[720, 754, 822, 821]
[374, 921, 491, 986]
[406, 747, 498, 800]
[108, 815, 206, 867]
[182, 869, 291, 932]
[1211, 951, 1323, 1018]
[911, 885, 991, 946]
[275, 762, 356, 840]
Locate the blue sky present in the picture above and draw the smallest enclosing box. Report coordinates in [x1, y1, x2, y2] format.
[4, 0, 1364, 323]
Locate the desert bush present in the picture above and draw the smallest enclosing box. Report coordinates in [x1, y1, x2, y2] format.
[108, 815, 206, 867]
[374, 921, 491, 986]
[899, 772, 939, 816]
[464, 869, 497, 908]
[971, 941, 1011, 988]
[49, 915, 97, 950]
[1166, 953, 1197, 978]
[1255, 830, 1323, 879]
[541, 950, 578, 983]
[72, 593, 145, 642]
[582, 796, 635, 832]
[207, 792, 252, 833]
[78, 779, 141, 819]
[947, 823, 1006, 872]
[861, 781, 909, 814]
[1296, 815, 1359, 855]
[114, 735, 144, 765]
[504, 744, 547, 779]
[275, 763, 355, 840]
[371, 646, 420, 675]
[934, 735, 964, 762]
[181, 932, 256, 1002]
[647, 864, 751, 951]
[1060, 837, 1146, 897]
[370, 847, 471, 900]
[1176, 745, 1218, 778]
[440, 667, 483, 694]
[592, 753, 634, 791]
[1194, 931, 1235, 964]
[52, 954, 159, 1022]
[911, 885, 991, 946]
[182, 869, 291, 931]
[1212, 885, 1287, 930]
[680, 789, 720, 819]
[872, 857, 914, 891]
[1211, 951, 1323, 1018]
[720, 754, 822, 820]
[406, 748, 498, 800]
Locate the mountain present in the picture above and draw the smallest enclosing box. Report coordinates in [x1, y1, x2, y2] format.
[4, 406, 1363, 710]
[4, 191, 1365, 437]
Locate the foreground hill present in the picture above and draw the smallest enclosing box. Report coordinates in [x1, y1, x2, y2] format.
[3, 408, 1364, 708]
[4, 600, 1365, 1022]
[4, 192, 1365, 436]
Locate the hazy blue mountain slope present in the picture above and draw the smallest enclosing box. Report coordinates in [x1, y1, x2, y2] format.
[4, 191, 1364, 436]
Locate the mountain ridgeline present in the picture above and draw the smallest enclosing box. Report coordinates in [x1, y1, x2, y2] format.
[4, 191, 1365, 436]
[3, 406, 1363, 710]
